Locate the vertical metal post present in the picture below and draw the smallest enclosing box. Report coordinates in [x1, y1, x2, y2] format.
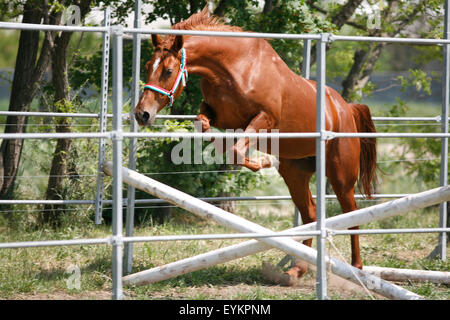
[95, 7, 111, 225]
[316, 33, 328, 300]
[294, 37, 310, 230]
[111, 25, 124, 300]
[294, 207, 302, 226]
[439, 0, 449, 261]
[302, 39, 311, 79]
[280, 38, 310, 269]
[124, 0, 141, 275]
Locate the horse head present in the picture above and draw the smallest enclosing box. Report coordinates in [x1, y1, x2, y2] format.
[134, 34, 187, 126]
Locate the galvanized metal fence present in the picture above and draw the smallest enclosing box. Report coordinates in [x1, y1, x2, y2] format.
[0, 1, 449, 300]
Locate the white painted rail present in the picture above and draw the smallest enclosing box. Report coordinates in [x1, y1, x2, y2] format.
[363, 267, 450, 284]
[102, 162, 427, 300]
[120, 184, 450, 288]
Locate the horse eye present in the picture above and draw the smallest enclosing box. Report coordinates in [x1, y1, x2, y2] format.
[166, 69, 174, 76]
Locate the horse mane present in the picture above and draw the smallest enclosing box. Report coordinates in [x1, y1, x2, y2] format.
[172, 7, 243, 32]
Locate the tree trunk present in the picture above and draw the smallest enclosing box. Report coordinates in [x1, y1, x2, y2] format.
[341, 43, 385, 101]
[188, 0, 202, 15]
[308, 0, 363, 66]
[340, 1, 408, 101]
[41, 32, 73, 226]
[0, 0, 53, 200]
[263, 0, 276, 15]
[213, 0, 229, 17]
[40, 0, 92, 226]
[218, 190, 236, 213]
[332, 0, 364, 30]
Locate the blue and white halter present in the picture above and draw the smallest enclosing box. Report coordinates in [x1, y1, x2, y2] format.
[143, 48, 188, 107]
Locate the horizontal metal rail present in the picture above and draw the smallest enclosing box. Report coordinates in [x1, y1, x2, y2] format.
[123, 131, 320, 139]
[331, 227, 450, 236]
[1, 21, 450, 45]
[0, 193, 413, 206]
[372, 116, 444, 122]
[0, 230, 322, 249]
[124, 27, 450, 44]
[332, 34, 450, 45]
[0, 132, 111, 140]
[1, 227, 449, 249]
[0, 131, 320, 139]
[3, 131, 450, 140]
[0, 111, 198, 120]
[0, 111, 112, 118]
[122, 231, 322, 243]
[123, 27, 322, 40]
[0, 199, 95, 205]
[0, 238, 110, 249]
[0, 22, 108, 32]
[330, 132, 450, 139]
[1, 111, 446, 122]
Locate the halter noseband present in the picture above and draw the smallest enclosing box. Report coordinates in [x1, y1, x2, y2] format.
[143, 48, 188, 107]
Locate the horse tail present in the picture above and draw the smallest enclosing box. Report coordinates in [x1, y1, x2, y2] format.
[351, 103, 377, 198]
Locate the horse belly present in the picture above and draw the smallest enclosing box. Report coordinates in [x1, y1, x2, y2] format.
[276, 111, 317, 159]
[252, 137, 315, 159]
[211, 103, 257, 130]
[277, 138, 316, 159]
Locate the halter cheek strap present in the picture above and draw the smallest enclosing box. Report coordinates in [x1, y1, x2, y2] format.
[143, 48, 188, 107]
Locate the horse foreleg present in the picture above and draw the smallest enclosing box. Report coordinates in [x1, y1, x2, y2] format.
[196, 113, 212, 133]
[195, 103, 228, 155]
[231, 111, 277, 172]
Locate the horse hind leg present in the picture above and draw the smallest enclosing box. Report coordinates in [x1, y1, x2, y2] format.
[327, 140, 363, 269]
[332, 186, 363, 269]
[278, 157, 316, 279]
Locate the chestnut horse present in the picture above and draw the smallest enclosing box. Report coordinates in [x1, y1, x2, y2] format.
[134, 9, 377, 281]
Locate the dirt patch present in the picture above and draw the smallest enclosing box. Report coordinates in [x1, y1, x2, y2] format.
[140, 284, 314, 300]
[9, 290, 111, 300]
[260, 260, 385, 300]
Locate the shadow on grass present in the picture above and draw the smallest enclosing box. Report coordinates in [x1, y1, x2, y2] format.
[32, 255, 272, 289]
[33, 255, 113, 284]
[127, 263, 273, 290]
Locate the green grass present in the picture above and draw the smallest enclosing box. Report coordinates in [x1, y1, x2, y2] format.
[0, 198, 448, 300]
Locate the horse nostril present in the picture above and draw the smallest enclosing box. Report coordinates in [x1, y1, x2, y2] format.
[142, 111, 150, 123]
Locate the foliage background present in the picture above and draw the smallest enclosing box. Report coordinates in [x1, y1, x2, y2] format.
[0, 0, 447, 226]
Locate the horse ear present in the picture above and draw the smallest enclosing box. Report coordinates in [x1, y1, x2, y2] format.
[151, 34, 162, 47]
[145, 61, 151, 72]
[171, 35, 183, 52]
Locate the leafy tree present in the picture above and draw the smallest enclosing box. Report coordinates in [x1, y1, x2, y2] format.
[0, 0, 54, 201]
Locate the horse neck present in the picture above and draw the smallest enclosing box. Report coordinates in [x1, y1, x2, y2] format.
[183, 36, 244, 84]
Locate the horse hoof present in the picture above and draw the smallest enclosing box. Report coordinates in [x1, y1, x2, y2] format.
[195, 114, 211, 132]
[261, 261, 302, 287]
[285, 264, 308, 279]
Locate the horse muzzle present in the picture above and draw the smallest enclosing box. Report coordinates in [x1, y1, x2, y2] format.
[134, 107, 157, 126]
